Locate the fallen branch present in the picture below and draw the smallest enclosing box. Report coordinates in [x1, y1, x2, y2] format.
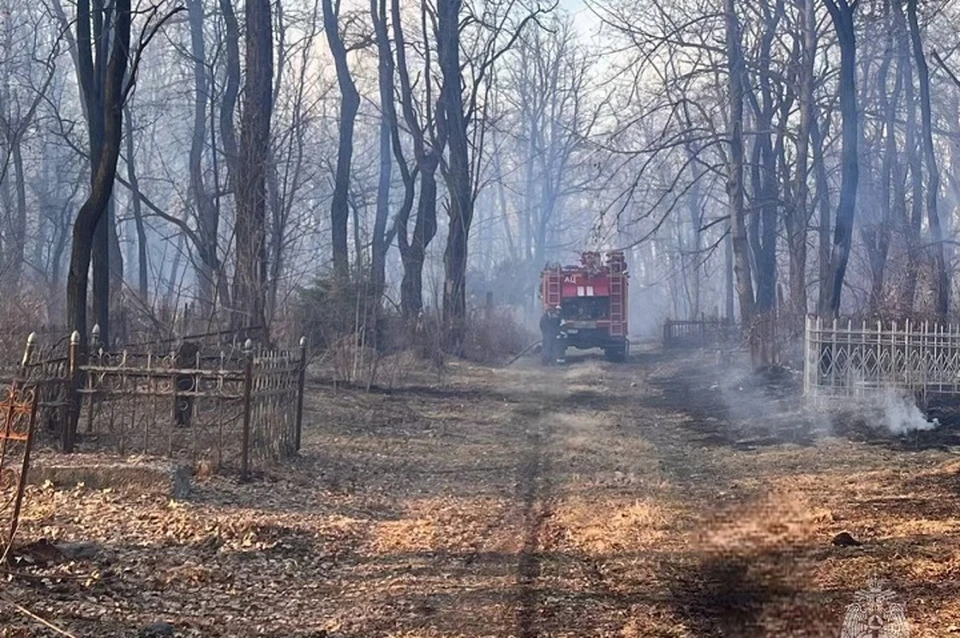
[0, 592, 79, 637]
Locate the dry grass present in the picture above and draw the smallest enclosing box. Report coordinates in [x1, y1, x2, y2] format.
[4, 347, 960, 636]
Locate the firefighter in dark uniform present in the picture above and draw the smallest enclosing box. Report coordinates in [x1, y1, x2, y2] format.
[539, 305, 563, 365]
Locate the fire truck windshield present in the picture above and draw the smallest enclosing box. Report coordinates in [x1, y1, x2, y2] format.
[561, 297, 609, 321]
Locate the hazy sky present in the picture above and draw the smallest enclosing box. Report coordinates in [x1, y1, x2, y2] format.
[558, 0, 603, 43]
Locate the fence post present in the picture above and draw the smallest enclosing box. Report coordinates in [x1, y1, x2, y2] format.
[241, 339, 254, 481]
[85, 324, 102, 434]
[63, 331, 80, 453]
[2, 336, 41, 565]
[295, 337, 307, 453]
[19, 332, 36, 375]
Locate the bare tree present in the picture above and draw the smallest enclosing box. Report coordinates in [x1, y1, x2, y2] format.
[123, 106, 149, 300]
[821, 0, 859, 316]
[65, 0, 132, 344]
[785, 0, 817, 327]
[188, 0, 225, 317]
[725, 0, 755, 325]
[0, 5, 59, 292]
[370, 0, 394, 296]
[323, 0, 363, 280]
[907, 0, 948, 317]
[436, 0, 545, 350]
[232, 0, 273, 335]
[392, 0, 442, 320]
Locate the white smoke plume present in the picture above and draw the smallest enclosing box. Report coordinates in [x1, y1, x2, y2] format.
[872, 389, 939, 435]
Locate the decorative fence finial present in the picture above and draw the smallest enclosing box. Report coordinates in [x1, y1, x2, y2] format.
[21, 332, 37, 369]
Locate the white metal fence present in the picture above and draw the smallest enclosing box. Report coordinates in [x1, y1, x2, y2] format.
[803, 315, 960, 402]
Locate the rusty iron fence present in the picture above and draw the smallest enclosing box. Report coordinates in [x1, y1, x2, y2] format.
[77, 336, 307, 477]
[803, 315, 960, 404]
[0, 338, 43, 561]
[0, 331, 307, 556]
[662, 317, 737, 348]
[2, 330, 307, 477]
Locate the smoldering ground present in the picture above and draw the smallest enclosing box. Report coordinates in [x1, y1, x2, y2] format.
[699, 353, 943, 448]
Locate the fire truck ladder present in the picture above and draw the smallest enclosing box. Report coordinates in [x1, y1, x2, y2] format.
[545, 266, 562, 308]
[609, 272, 624, 337]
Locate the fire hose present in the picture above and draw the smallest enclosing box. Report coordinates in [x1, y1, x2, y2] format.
[504, 340, 543, 367]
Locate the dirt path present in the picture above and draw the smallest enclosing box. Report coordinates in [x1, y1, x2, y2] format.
[7, 345, 960, 636]
[311, 346, 960, 637]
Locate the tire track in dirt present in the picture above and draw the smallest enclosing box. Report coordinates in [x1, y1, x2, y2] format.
[507, 358, 643, 637]
[513, 405, 553, 638]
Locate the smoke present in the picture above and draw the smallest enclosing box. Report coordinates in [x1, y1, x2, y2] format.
[708, 354, 941, 441]
[871, 390, 939, 435]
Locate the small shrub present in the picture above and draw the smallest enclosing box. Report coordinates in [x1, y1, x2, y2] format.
[294, 274, 387, 353]
[461, 306, 536, 364]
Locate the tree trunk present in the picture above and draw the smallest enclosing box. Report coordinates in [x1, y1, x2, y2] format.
[123, 109, 149, 301]
[864, 24, 898, 315]
[218, 0, 240, 188]
[189, 0, 222, 315]
[401, 164, 438, 319]
[67, 0, 131, 351]
[682, 133, 703, 318]
[437, 0, 472, 352]
[822, 0, 859, 317]
[323, 0, 360, 280]
[391, 0, 443, 319]
[164, 233, 187, 309]
[891, 0, 922, 314]
[725, 221, 735, 321]
[725, 0, 755, 326]
[746, 0, 783, 322]
[810, 108, 833, 315]
[370, 0, 393, 296]
[232, 0, 272, 336]
[9, 140, 26, 291]
[786, 0, 816, 328]
[907, 0, 948, 317]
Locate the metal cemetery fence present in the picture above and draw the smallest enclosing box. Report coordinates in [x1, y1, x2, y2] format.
[0, 347, 42, 561]
[803, 315, 960, 403]
[663, 317, 736, 348]
[80, 336, 306, 476]
[1, 331, 307, 477]
[1, 331, 306, 557]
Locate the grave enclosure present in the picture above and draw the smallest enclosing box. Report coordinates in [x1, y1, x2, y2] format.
[0, 330, 307, 556]
[803, 315, 960, 405]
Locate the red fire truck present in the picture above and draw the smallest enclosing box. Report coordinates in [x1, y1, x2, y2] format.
[540, 251, 629, 362]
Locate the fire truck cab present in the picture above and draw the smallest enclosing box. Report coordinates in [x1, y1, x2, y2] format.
[540, 251, 629, 363]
